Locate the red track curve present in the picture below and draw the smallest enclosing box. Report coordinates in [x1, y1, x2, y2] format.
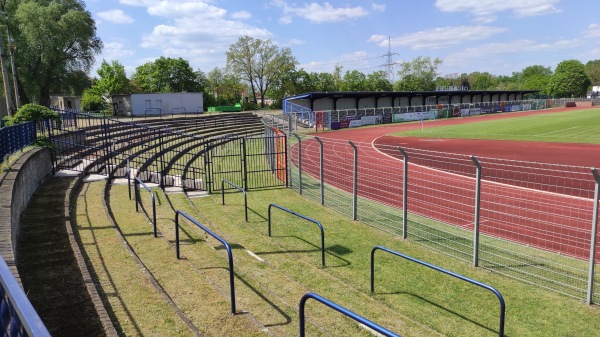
[295, 107, 600, 261]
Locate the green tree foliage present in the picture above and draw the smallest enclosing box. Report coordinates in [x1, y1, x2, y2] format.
[80, 89, 107, 112]
[547, 60, 591, 97]
[584, 60, 600, 86]
[94, 60, 132, 95]
[366, 71, 393, 91]
[131, 57, 201, 93]
[226, 36, 297, 107]
[340, 70, 367, 91]
[395, 56, 442, 91]
[6, 103, 57, 125]
[205, 67, 244, 105]
[7, 0, 102, 105]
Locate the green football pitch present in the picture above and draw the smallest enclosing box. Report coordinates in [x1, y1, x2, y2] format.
[393, 108, 600, 144]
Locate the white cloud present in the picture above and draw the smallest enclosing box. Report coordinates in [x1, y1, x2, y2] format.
[372, 3, 386, 12]
[586, 24, 600, 38]
[435, 0, 561, 22]
[113, 1, 273, 70]
[270, 1, 370, 23]
[231, 11, 251, 19]
[97, 9, 134, 24]
[370, 25, 508, 50]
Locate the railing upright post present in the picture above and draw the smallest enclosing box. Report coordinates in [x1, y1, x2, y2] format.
[471, 156, 482, 267]
[127, 158, 131, 200]
[134, 178, 139, 212]
[349, 140, 358, 220]
[175, 212, 180, 259]
[587, 168, 600, 304]
[399, 147, 408, 239]
[293, 133, 302, 194]
[314, 137, 324, 205]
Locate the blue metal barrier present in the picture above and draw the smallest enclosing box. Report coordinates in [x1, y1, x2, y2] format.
[221, 179, 248, 222]
[299, 292, 400, 337]
[0, 255, 51, 337]
[370, 246, 506, 337]
[175, 210, 237, 314]
[0, 122, 36, 162]
[134, 177, 157, 238]
[268, 204, 325, 267]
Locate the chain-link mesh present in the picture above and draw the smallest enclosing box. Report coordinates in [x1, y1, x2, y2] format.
[290, 135, 600, 300]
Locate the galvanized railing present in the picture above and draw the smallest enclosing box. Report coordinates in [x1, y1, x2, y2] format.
[0, 256, 50, 337]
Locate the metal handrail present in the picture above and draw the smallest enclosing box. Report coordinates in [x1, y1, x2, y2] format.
[268, 203, 325, 267]
[175, 210, 236, 314]
[0, 256, 51, 336]
[298, 292, 400, 337]
[134, 177, 157, 237]
[370, 246, 506, 337]
[221, 179, 248, 222]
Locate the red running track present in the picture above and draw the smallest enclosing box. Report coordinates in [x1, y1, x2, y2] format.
[294, 107, 600, 261]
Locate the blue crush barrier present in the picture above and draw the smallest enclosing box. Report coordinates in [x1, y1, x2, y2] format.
[370, 246, 506, 337]
[221, 179, 248, 223]
[0, 255, 51, 337]
[134, 177, 157, 238]
[174, 210, 237, 314]
[267, 203, 325, 267]
[298, 292, 401, 337]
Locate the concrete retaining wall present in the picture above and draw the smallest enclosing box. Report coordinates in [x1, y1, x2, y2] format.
[0, 148, 52, 279]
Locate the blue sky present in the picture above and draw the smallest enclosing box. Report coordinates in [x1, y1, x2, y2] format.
[85, 0, 600, 81]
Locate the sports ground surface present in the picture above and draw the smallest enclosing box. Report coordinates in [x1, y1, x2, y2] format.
[299, 106, 600, 260]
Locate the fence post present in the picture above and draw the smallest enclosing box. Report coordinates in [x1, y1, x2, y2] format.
[399, 147, 408, 239]
[293, 133, 302, 194]
[314, 137, 324, 205]
[349, 140, 358, 221]
[587, 168, 600, 304]
[242, 137, 248, 190]
[471, 156, 482, 267]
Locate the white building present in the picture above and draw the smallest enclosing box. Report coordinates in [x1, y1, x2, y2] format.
[129, 92, 204, 116]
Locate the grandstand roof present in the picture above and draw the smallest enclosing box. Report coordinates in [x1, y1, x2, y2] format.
[285, 90, 538, 102]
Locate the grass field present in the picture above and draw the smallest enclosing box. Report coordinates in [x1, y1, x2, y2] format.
[393, 108, 600, 143]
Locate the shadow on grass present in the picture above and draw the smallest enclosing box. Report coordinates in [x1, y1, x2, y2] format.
[373, 291, 502, 336]
[256, 235, 352, 267]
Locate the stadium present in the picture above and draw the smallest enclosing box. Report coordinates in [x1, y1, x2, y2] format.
[3, 91, 600, 336]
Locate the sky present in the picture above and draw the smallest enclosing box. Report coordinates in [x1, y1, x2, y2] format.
[85, 0, 600, 81]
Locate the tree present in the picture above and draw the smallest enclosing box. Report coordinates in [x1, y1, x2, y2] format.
[7, 0, 102, 106]
[366, 71, 393, 91]
[95, 60, 132, 95]
[395, 56, 442, 91]
[547, 60, 591, 97]
[585, 60, 600, 86]
[131, 57, 201, 93]
[226, 36, 297, 107]
[339, 70, 367, 91]
[80, 89, 107, 112]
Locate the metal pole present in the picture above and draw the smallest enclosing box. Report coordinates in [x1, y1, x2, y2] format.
[587, 168, 600, 304]
[349, 140, 358, 221]
[315, 137, 324, 205]
[7, 35, 18, 109]
[0, 25, 13, 116]
[399, 147, 408, 239]
[471, 156, 482, 267]
[293, 133, 302, 194]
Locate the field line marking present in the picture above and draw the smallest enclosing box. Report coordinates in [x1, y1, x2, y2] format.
[533, 126, 579, 137]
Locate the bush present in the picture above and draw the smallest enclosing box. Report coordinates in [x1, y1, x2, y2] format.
[8, 103, 58, 125]
[81, 90, 108, 112]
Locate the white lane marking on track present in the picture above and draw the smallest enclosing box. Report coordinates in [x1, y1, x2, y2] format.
[369, 135, 591, 202]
